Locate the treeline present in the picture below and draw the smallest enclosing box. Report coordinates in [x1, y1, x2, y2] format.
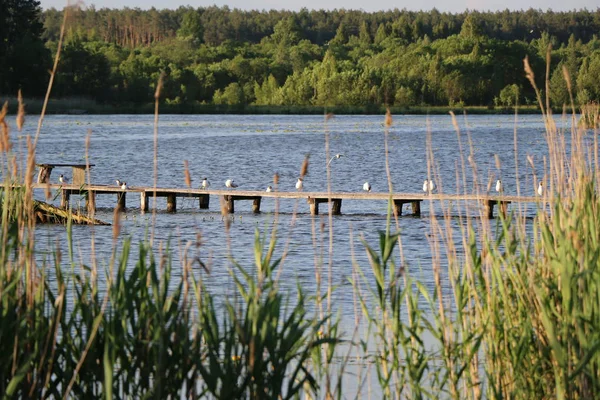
[4, 4, 600, 109]
[43, 7, 600, 48]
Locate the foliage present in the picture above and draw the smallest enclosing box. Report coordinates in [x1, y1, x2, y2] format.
[0, 0, 51, 96]
[1, 7, 591, 109]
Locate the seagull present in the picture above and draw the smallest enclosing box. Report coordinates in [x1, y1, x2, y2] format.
[201, 177, 210, 190]
[115, 179, 122, 186]
[266, 186, 273, 192]
[328, 153, 344, 166]
[296, 178, 303, 191]
[537, 182, 543, 196]
[363, 182, 371, 192]
[225, 179, 238, 188]
[59, 174, 68, 184]
[121, 182, 128, 190]
[495, 179, 502, 192]
[423, 179, 435, 193]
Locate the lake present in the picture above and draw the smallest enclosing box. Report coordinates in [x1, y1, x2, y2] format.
[16, 113, 571, 335]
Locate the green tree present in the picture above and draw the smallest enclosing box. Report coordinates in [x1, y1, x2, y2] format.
[55, 39, 111, 101]
[213, 82, 244, 105]
[177, 10, 204, 45]
[577, 53, 600, 103]
[0, 0, 50, 96]
[496, 84, 520, 107]
[254, 75, 282, 105]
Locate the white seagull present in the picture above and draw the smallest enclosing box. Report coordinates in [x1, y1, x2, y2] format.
[201, 177, 210, 189]
[296, 178, 303, 191]
[59, 174, 68, 184]
[225, 179, 238, 188]
[363, 182, 371, 192]
[266, 186, 273, 192]
[495, 179, 502, 192]
[121, 182, 128, 190]
[423, 179, 435, 193]
[328, 153, 344, 166]
[537, 182, 543, 196]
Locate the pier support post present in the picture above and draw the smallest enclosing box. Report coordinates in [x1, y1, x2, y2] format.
[199, 194, 210, 209]
[117, 192, 126, 212]
[167, 194, 177, 213]
[140, 192, 148, 212]
[484, 200, 495, 219]
[224, 195, 234, 214]
[86, 191, 96, 213]
[252, 197, 261, 214]
[393, 200, 403, 216]
[61, 189, 70, 209]
[308, 198, 318, 215]
[37, 166, 53, 184]
[411, 201, 421, 216]
[331, 199, 342, 215]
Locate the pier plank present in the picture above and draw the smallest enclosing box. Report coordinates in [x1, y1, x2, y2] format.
[30, 184, 538, 217]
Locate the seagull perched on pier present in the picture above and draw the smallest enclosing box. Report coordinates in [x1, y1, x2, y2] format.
[423, 180, 435, 193]
[201, 177, 210, 190]
[266, 186, 273, 192]
[59, 174, 68, 184]
[495, 179, 503, 192]
[296, 178, 303, 191]
[225, 179, 238, 188]
[121, 182, 128, 190]
[363, 182, 371, 192]
[537, 182, 543, 196]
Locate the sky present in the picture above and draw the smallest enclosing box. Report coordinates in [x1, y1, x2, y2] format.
[38, 0, 600, 12]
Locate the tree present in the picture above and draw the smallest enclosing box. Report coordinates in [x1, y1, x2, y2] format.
[177, 10, 203, 45]
[0, 0, 50, 96]
[55, 39, 112, 101]
[213, 82, 244, 105]
[496, 84, 520, 107]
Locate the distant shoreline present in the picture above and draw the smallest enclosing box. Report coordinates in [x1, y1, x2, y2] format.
[2, 98, 543, 116]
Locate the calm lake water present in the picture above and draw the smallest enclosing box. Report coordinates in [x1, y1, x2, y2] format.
[14, 113, 576, 333]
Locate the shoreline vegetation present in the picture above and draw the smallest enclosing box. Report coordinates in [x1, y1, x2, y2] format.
[0, 97, 546, 115]
[3, 6, 600, 113]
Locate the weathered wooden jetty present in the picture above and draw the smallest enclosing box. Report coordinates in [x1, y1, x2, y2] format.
[32, 184, 542, 218]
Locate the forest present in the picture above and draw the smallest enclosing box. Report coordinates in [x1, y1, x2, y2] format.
[2, 2, 600, 111]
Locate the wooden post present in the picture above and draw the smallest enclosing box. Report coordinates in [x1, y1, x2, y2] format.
[485, 200, 495, 219]
[72, 167, 86, 185]
[167, 194, 177, 213]
[140, 192, 148, 212]
[61, 189, 70, 209]
[199, 194, 210, 209]
[224, 195, 234, 214]
[308, 198, 318, 215]
[331, 199, 342, 215]
[86, 191, 96, 213]
[37, 166, 53, 183]
[252, 197, 261, 213]
[393, 200, 403, 216]
[117, 192, 126, 212]
[412, 201, 421, 216]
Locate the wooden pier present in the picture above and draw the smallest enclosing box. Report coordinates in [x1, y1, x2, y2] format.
[30, 184, 542, 218]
